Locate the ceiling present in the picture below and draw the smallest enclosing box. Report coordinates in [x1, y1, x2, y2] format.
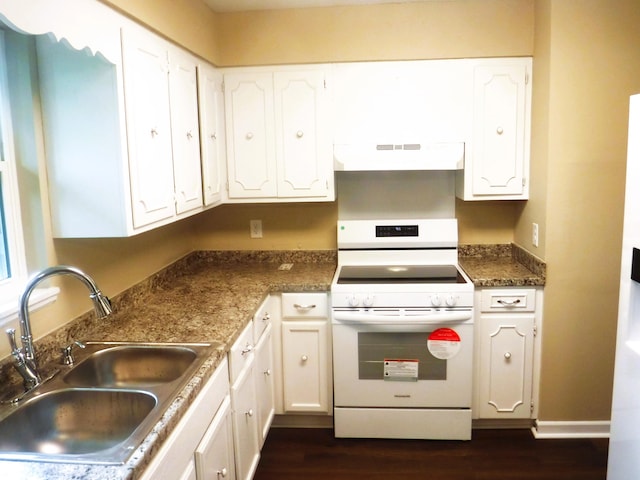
[203, 0, 437, 13]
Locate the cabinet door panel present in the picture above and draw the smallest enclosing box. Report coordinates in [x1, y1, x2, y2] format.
[198, 64, 226, 207]
[195, 396, 236, 480]
[478, 314, 534, 418]
[231, 365, 260, 480]
[169, 48, 203, 215]
[255, 324, 275, 448]
[282, 321, 329, 413]
[472, 64, 527, 196]
[274, 71, 328, 197]
[122, 28, 175, 228]
[225, 73, 277, 198]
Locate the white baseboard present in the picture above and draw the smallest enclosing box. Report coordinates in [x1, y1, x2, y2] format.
[532, 420, 610, 439]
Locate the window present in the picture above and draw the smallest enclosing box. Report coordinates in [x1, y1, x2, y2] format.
[0, 29, 28, 310]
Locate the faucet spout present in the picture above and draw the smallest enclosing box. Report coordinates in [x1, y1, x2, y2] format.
[13, 265, 112, 391]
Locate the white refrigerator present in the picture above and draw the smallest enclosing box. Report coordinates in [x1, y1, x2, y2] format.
[609, 93, 640, 479]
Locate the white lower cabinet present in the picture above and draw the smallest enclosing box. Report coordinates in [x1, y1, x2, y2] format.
[229, 322, 260, 480]
[195, 396, 236, 480]
[254, 323, 275, 448]
[474, 288, 542, 419]
[279, 293, 332, 414]
[140, 357, 231, 480]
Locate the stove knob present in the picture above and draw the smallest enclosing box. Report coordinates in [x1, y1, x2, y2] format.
[363, 295, 375, 307]
[446, 295, 458, 307]
[430, 294, 442, 307]
[347, 295, 360, 307]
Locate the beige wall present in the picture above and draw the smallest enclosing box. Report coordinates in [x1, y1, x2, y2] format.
[213, 0, 534, 66]
[520, 0, 640, 421]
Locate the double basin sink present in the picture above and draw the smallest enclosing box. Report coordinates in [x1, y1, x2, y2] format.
[0, 341, 215, 465]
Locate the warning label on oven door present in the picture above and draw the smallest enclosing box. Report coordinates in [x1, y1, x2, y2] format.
[427, 328, 461, 360]
[383, 359, 419, 381]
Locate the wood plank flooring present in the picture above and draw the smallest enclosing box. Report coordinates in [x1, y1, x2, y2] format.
[254, 428, 608, 480]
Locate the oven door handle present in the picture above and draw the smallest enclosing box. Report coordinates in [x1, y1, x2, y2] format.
[331, 311, 473, 324]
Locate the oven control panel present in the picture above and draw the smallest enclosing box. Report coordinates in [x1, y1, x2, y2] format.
[334, 291, 473, 309]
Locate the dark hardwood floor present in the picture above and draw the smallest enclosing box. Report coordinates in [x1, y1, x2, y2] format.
[254, 428, 608, 480]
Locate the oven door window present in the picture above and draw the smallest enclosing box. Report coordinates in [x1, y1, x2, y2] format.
[357, 332, 446, 381]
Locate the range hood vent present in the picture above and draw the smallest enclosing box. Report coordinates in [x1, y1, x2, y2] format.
[334, 142, 464, 171]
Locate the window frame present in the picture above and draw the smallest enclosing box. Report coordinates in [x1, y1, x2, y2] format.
[0, 28, 28, 306]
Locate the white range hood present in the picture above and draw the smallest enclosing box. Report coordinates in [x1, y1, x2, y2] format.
[333, 142, 464, 171]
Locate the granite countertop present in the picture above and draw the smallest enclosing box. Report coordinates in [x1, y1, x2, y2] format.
[0, 251, 336, 480]
[0, 246, 543, 479]
[459, 244, 546, 287]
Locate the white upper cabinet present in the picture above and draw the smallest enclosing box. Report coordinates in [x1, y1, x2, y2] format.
[168, 47, 204, 215]
[456, 58, 532, 200]
[225, 72, 278, 199]
[224, 66, 334, 202]
[121, 27, 177, 228]
[34, 16, 214, 237]
[197, 63, 227, 208]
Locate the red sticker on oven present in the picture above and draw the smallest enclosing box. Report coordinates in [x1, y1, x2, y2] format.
[427, 328, 461, 360]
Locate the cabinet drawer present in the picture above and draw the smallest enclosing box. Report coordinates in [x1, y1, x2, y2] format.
[281, 292, 328, 319]
[228, 322, 255, 384]
[480, 289, 536, 313]
[253, 296, 273, 343]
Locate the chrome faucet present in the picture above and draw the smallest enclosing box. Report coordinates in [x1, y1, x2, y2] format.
[6, 265, 112, 390]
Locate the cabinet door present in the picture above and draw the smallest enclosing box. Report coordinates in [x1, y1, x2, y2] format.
[282, 320, 330, 413]
[122, 27, 175, 228]
[231, 363, 260, 480]
[471, 62, 529, 197]
[198, 64, 226, 207]
[195, 396, 236, 480]
[254, 323, 275, 449]
[224, 72, 277, 199]
[169, 47, 203, 215]
[477, 314, 535, 418]
[274, 70, 330, 198]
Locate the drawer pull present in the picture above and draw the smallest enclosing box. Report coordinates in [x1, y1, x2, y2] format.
[262, 312, 270, 322]
[497, 298, 521, 307]
[241, 344, 253, 355]
[217, 467, 228, 478]
[294, 303, 316, 310]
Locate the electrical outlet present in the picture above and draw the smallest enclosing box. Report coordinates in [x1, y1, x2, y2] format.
[250, 219, 263, 238]
[532, 223, 539, 247]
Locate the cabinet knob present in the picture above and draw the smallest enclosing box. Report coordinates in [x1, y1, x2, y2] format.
[150, 127, 159, 137]
[186, 130, 193, 139]
[296, 130, 304, 138]
[211, 133, 217, 140]
[246, 132, 254, 140]
[217, 467, 228, 478]
[241, 344, 253, 355]
[301, 355, 308, 362]
[496, 126, 504, 135]
[262, 312, 270, 322]
[504, 352, 512, 360]
[246, 409, 254, 417]
[264, 368, 272, 376]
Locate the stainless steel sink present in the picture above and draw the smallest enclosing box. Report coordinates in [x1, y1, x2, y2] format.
[0, 342, 214, 465]
[0, 389, 156, 461]
[64, 343, 201, 387]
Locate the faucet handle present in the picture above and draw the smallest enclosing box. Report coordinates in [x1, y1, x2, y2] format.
[6, 328, 20, 354]
[61, 340, 86, 366]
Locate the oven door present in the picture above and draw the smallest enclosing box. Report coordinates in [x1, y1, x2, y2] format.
[332, 312, 473, 408]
